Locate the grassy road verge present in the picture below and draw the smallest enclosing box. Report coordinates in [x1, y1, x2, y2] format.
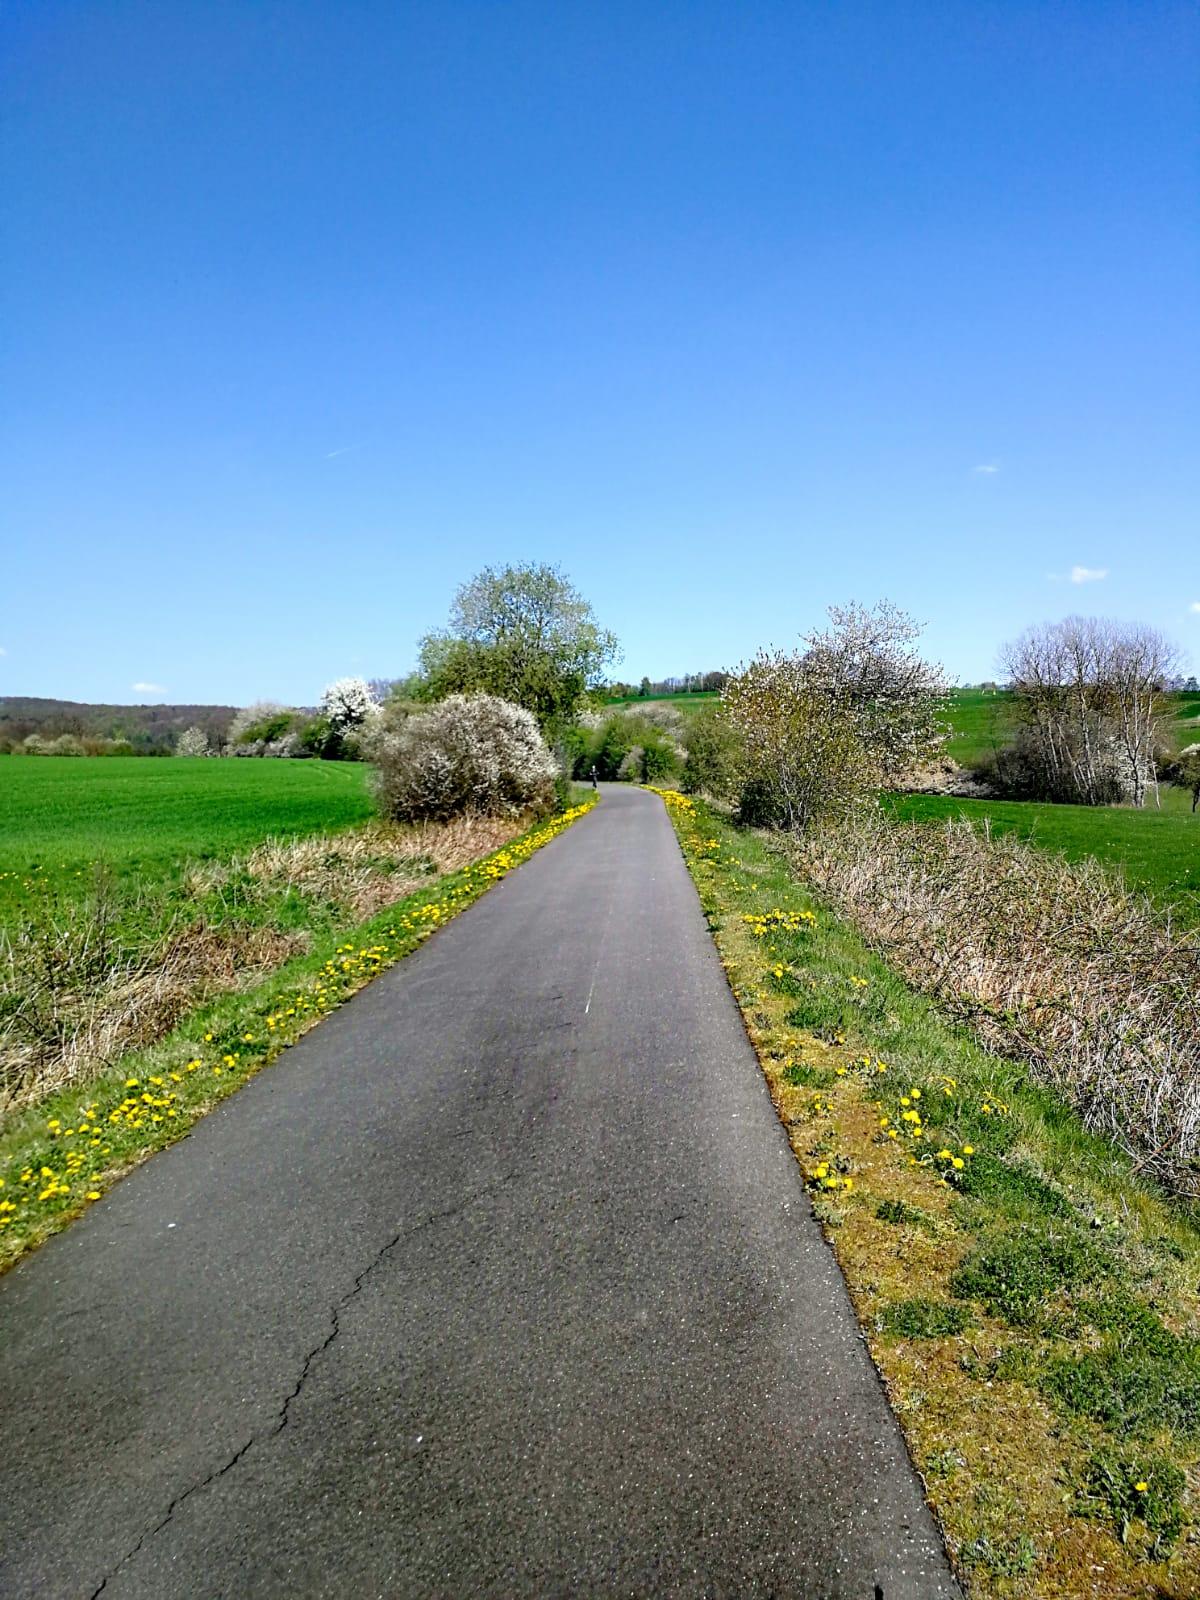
[651, 787, 1200, 1600]
[0, 798, 595, 1272]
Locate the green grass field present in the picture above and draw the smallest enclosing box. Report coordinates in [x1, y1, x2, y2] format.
[941, 688, 1014, 766]
[603, 691, 718, 715]
[609, 688, 1200, 767]
[942, 688, 1200, 769]
[0, 756, 373, 911]
[889, 787, 1200, 917]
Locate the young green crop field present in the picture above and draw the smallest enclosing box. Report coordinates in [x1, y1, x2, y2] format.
[0, 756, 373, 911]
[889, 787, 1200, 918]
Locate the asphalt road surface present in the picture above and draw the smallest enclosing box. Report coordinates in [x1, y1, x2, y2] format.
[0, 786, 959, 1599]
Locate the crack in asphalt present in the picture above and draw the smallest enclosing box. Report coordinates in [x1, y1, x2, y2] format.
[88, 1175, 516, 1599]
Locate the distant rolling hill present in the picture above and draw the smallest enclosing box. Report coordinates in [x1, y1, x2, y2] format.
[0, 697, 237, 754]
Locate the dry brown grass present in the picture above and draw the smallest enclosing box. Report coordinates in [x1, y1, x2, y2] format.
[1, 815, 527, 1114]
[1, 919, 306, 1112]
[789, 807, 1200, 1196]
[189, 816, 522, 920]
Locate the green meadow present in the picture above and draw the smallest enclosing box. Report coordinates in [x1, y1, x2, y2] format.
[615, 686, 1200, 767]
[0, 756, 373, 911]
[940, 687, 1200, 769]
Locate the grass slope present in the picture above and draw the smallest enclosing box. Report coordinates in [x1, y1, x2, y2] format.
[942, 689, 1014, 766]
[889, 789, 1200, 919]
[0, 798, 596, 1270]
[653, 787, 1200, 1599]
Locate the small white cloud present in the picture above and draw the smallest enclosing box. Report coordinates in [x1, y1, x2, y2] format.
[0, 646, 7, 656]
[131, 681, 166, 695]
[1070, 565, 1108, 584]
[973, 462, 1000, 475]
[325, 443, 364, 459]
[1189, 601, 1200, 615]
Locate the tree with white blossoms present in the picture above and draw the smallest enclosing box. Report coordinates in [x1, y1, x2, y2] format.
[799, 600, 950, 782]
[319, 676, 379, 736]
[721, 601, 949, 829]
[722, 652, 873, 829]
[174, 726, 210, 757]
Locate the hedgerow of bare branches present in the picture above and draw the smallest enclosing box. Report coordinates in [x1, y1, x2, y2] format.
[787, 807, 1200, 1194]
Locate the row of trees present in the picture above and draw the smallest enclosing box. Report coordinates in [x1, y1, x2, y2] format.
[209, 562, 1194, 829]
[177, 677, 384, 759]
[211, 576, 954, 833]
[605, 671, 729, 698]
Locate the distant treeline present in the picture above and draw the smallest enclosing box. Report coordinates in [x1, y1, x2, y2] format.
[608, 671, 728, 698]
[0, 698, 238, 756]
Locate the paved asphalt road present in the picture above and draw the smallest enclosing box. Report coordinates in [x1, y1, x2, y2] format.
[1, 786, 959, 1599]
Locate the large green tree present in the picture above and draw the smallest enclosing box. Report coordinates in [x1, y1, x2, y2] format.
[417, 563, 618, 730]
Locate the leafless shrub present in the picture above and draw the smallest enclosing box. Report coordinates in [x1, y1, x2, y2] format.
[788, 807, 1200, 1194]
[1001, 616, 1179, 806]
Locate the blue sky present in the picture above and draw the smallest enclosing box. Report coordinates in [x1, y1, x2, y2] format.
[2, 1, 1197, 705]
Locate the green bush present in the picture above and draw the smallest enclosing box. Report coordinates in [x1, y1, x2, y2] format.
[641, 731, 681, 782]
[238, 710, 297, 745]
[569, 710, 683, 784]
[680, 703, 739, 796]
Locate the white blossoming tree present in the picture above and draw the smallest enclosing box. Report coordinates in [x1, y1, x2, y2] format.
[174, 726, 210, 757]
[319, 677, 379, 737]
